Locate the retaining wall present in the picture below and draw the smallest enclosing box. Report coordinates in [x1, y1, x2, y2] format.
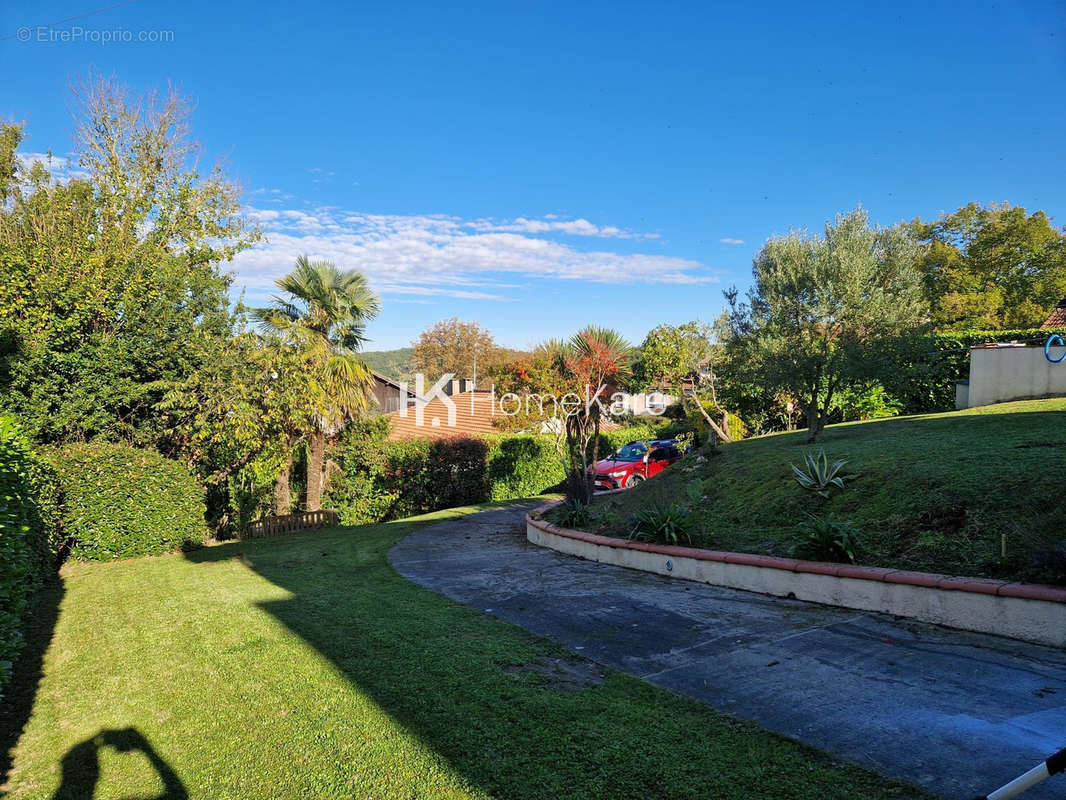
[526, 508, 1066, 648]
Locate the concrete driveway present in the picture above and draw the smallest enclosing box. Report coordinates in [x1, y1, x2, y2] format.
[387, 501, 1066, 800]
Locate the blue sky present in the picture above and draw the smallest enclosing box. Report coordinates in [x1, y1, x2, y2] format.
[3, 0, 1065, 350]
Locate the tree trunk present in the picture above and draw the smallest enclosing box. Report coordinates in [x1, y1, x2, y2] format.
[586, 416, 600, 504]
[805, 390, 822, 443]
[306, 432, 325, 511]
[564, 415, 591, 503]
[274, 457, 292, 515]
[688, 394, 731, 443]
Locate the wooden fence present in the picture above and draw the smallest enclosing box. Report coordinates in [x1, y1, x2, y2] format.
[243, 509, 340, 539]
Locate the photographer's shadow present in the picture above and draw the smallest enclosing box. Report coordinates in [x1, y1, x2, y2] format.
[52, 728, 187, 800]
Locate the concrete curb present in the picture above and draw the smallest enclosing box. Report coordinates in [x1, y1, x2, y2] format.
[526, 503, 1066, 648]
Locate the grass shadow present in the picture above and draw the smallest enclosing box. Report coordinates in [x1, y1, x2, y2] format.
[180, 502, 925, 799]
[50, 728, 187, 800]
[0, 576, 64, 791]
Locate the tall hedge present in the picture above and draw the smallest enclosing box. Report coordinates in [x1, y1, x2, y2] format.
[0, 417, 56, 695]
[45, 443, 207, 561]
[384, 437, 492, 519]
[485, 434, 566, 502]
[326, 420, 684, 525]
[877, 327, 1066, 414]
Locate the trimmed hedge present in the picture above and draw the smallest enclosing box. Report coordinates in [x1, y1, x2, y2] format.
[0, 417, 56, 695]
[326, 419, 686, 525]
[485, 434, 566, 502]
[878, 327, 1066, 414]
[384, 437, 492, 519]
[44, 443, 207, 561]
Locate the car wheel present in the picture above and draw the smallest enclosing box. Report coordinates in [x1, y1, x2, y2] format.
[624, 473, 645, 489]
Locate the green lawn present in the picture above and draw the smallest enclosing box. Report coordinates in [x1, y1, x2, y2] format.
[1, 502, 926, 799]
[586, 399, 1066, 583]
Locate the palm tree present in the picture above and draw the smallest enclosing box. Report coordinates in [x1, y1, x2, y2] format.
[563, 326, 632, 502]
[255, 255, 381, 511]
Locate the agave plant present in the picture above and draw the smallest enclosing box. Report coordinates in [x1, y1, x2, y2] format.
[791, 449, 855, 498]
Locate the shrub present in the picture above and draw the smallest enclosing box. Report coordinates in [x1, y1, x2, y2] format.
[328, 421, 675, 525]
[382, 437, 491, 519]
[683, 401, 747, 444]
[791, 515, 862, 563]
[1026, 540, 1066, 586]
[485, 435, 565, 501]
[832, 382, 902, 421]
[45, 443, 207, 560]
[325, 417, 398, 525]
[876, 327, 1066, 414]
[629, 502, 695, 546]
[0, 416, 57, 695]
[551, 498, 593, 529]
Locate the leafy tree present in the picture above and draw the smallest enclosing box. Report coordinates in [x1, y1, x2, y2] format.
[487, 338, 581, 481]
[254, 256, 381, 511]
[910, 202, 1066, 330]
[158, 324, 313, 530]
[410, 318, 501, 382]
[0, 75, 256, 445]
[725, 208, 927, 442]
[490, 330, 632, 502]
[633, 321, 731, 442]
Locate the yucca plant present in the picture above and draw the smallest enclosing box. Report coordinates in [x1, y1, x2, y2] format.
[791, 449, 856, 498]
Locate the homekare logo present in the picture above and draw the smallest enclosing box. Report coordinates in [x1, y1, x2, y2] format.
[395, 373, 669, 428]
[397, 374, 457, 428]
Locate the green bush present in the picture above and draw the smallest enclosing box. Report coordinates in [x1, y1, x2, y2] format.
[45, 443, 207, 560]
[384, 437, 492, 519]
[549, 498, 593, 529]
[877, 327, 1066, 414]
[797, 514, 861, 563]
[327, 421, 497, 523]
[325, 417, 398, 525]
[327, 421, 680, 525]
[791, 514, 862, 564]
[485, 435, 565, 501]
[629, 502, 696, 546]
[0, 416, 57, 695]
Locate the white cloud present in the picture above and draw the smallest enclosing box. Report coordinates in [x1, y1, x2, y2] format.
[16, 152, 67, 170]
[464, 216, 657, 239]
[232, 206, 714, 302]
[719, 237, 745, 245]
[15, 151, 89, 183]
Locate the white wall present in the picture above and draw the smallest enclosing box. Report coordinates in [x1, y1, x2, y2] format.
[527, 516, 1066, 648]
[965, 344, 1066, 407]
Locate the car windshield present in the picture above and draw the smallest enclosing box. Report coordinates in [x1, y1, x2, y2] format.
[610, 443, 647, 462]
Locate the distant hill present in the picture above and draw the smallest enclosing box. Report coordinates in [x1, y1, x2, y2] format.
[362, 348, 414, 382]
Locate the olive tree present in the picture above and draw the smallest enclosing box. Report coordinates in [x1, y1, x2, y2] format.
[724, 209, 928, 442]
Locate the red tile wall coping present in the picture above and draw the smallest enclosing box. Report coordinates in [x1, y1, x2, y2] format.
[526, 504, 1066, 605]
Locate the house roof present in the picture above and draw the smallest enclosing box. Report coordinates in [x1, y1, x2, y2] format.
[386, 391, 499, 441]
[1042, 298, 1066, 329]
[371, 371, 405, 390]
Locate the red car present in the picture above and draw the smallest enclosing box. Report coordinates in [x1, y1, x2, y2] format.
[591, 439, 683, 491]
